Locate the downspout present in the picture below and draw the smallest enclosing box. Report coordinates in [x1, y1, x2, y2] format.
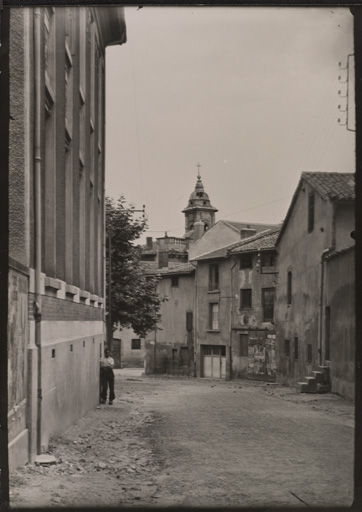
[229, 257, 237, 380]
[33, 8, 43, 455]
[190, 261, 197, 377]
[318, 248, 330, 367]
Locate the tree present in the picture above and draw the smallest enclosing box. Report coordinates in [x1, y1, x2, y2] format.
[106, 196, 161, 339]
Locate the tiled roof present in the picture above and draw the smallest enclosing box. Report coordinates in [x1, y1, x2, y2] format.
[229, 229, 279, 255]
[302, 172, 355, 201]
[191, 243, 236, 262]
[276, 172, 355, 245]
[222, 220, 279, 232]
[191, 229, 279, 261]
[142, 262, 195, 276]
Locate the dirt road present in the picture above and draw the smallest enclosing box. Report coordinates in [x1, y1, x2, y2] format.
[10, 370, 355, 508]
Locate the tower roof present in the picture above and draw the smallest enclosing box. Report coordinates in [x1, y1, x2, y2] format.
[182, 173, 218, 214]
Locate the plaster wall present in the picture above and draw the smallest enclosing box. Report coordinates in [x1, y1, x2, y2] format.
[189, 222, 241, 261]
[40, 321, 103, 450]
[145, 273, 195, 375]
[195, 259, 231, 378]
[334, 203, 355, 251]
[325, 249, 355, 400]
[276, 181, 331, 386]
[113, 326, 145, 368]
[232, 254, 277, 329]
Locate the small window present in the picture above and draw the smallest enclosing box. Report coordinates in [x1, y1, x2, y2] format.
[287, 271, 292, 305]
[284, 340, 290, 357]
[171, 276, 179, 287]
[307, 343, 312, 363]
[240, 289, 252, 309]
[294, 337, 298, 360]
[52, 349, 56, 358]
[262, 288, 275, 322]
[240, 334, 248, 357]
[83, 340, 85, 347]
[209, 303, 219, 330]
[186, 311, 193, 332]
[308, 192, 315, 233]
[70, 344, 73, 352]
[261, 252, 276, 267]
[239, 254, 253, 269]
[131, 339, 141, 350]
[209, 264, 219, 291]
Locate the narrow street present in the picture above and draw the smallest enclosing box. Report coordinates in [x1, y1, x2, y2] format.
[10, 370, 354, 509]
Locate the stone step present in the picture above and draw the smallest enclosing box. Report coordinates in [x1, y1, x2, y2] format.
[317, 383, 330, 394]
[312, 371, 324, 384]
[297, 382, 308, 393]
[319, 366, 330, 383]
[305, 377, 317, 392]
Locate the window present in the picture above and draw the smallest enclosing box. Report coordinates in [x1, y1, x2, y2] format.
[209, 303, 219, 330]
[308, 192, 315, 233]
[262, 288, 275, 322]
[287, 271, 292, 305]
[307, 343, 312, 363]
[294, 337, 298, 360]
[240, 289, 252, 309]
[131, 339, 141, 350]
[186, 311, 193, 332]
[239, 254, 253, 269]
[171, 276, 179, 287]
[284, 340, 290, 357]
[240, 334, 248, 357]
[209, 264, 219, 291]
[261, 252, 276, 267]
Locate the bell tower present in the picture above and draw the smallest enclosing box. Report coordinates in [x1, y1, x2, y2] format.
[182, 164, 218, 240]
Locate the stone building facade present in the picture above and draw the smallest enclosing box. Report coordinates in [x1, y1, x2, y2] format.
[190, 228, 279, 381]
[8, 6, 126, 468]
[275, 172, 355, 398]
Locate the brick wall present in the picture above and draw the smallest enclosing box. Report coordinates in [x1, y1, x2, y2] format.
[28, 292, 103, 321]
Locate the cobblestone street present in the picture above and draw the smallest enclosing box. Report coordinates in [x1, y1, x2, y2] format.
[10, 369, 355, 508]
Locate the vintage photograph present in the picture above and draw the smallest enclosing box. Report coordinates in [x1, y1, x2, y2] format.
[5, 5, 355, 508]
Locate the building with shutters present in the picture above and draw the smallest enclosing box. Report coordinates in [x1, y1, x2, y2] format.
[8, 6, 126, 468]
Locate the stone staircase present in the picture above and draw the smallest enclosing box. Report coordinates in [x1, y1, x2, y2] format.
[297, 366, 330, 394]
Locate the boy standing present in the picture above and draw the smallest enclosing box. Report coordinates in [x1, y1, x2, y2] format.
[100, 348, 115, 404]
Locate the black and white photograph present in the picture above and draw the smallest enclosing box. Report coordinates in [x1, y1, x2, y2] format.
[2, 4, 358, 509]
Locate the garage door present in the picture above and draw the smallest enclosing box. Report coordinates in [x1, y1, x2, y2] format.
[202, 345, 226, 379]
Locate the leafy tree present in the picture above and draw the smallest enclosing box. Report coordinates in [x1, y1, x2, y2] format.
[106, 196, 161, 338]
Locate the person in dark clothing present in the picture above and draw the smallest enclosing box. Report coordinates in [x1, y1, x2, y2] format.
[100, 348, 115, 404]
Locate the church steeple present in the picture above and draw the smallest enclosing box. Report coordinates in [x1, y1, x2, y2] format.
[182, 164, 218, 238]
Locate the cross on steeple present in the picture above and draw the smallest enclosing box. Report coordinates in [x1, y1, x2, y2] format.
[196, 162, 201, 179]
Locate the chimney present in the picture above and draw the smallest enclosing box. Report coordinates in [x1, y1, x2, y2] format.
[158, 251, 168, 268]
[146, 237, 153, 250]
[240, 228, 256, 240]
[193, 220, 204, 242]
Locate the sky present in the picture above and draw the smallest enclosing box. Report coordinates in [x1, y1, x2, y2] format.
[105, 7, 355, 245]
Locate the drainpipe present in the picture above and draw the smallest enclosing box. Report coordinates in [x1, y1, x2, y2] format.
[190, 261, 197, 377]
[34, 8, 43, 455]
[318, 248, 330, 367]
[229, 258, 237, 380]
